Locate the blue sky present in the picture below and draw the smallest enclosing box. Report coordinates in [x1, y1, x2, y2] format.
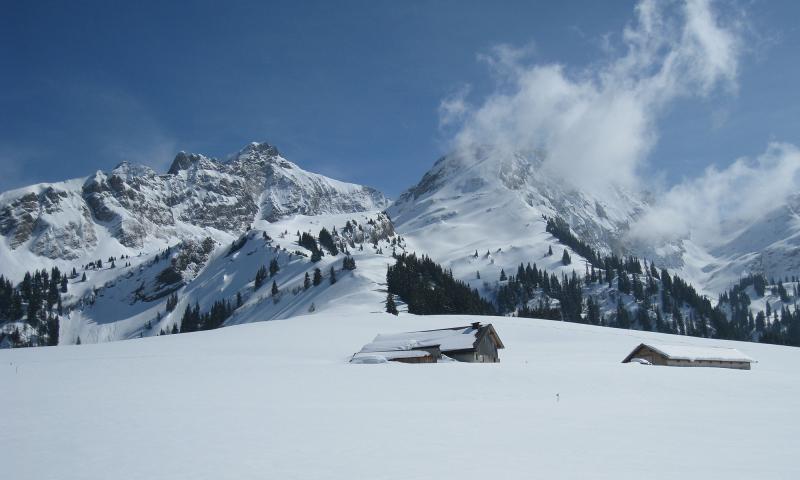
[1, 0, 799, 197]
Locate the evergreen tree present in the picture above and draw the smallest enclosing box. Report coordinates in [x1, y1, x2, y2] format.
[304, 272, 311, 290]
[271, 280, 279, 296]
[636, 307, 652, 331]
[386, 293, 398, 315]
[561, 249, 571, 266]
[81, 272, 87, 282]
[318, 227, 339, 255]
[329, 267, 337, 284]
[254, 265, 268, 289]
[500, 269, 507, 281]
[166, 293, 179, 312]
[269, 258, 280, 277]
[387, 253, 494, 316]
[616, 299, 631, 329]
[312, 268, 322, 286]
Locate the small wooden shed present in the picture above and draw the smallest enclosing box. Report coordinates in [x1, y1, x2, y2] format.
[622, 343, 755, 370]
[350, 322, 505, 364]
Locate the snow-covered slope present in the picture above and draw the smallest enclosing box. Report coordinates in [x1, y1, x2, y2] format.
[388, 145, 647, 289]
[686, 193, 800, 293]
[2, 311, 798, 479]
[388, 145, 800, 298]
[49, 210, 399, 345]
[0, 142, 389, 282]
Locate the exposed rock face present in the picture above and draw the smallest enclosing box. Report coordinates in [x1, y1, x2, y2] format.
[0, 142, 389, 261]
[0, 186, 98, 259]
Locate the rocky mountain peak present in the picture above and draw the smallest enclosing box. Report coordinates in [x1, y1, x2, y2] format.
[168, 151, 213, 175]
[0, 141, 390, 266]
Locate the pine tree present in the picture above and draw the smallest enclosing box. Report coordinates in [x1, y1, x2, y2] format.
[269, 258, 280, 277]
[548, 245, 553, 256]
[81, 272, 87, 282]
[318, 227, 339, 255]
[255, 265, 268, 289]
[386, 293, 398, 315]
[313, 268, 322, 286]
[271, 280, 279, 296]
[304, 272, 311, 290]
[329, 266, 337, 285]
[236, 292, 243, 308]
[76, 336, 81, 345]
[562, 249, 571, 266]
[616, 299, 631, 329]
[500, 269, 507, 281]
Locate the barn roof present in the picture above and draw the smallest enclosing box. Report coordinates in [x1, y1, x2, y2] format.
[356, 322, 504, 356]
[623, 343, 756, 363]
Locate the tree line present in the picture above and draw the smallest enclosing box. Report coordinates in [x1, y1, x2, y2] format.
[386, 253, 495, 315]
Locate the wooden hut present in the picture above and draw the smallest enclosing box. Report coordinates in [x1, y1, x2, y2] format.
[622, 343, 755, 370]
[350, 322, 505, 364]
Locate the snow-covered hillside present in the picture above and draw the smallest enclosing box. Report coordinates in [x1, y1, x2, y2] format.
[2, 311, 798, 479]
[388, 145, 646, 289]
[698, 193, 800, 293]
[388, 145, 800, 298]
[49, 210, 400, 345]
[0, 142, 388, 282]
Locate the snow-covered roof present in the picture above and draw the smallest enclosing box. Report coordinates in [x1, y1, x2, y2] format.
[350, 350, 433, 364]
[362, 327, 478, 353]
[356, 323, 504, 357]
[625, 343, 756, 363]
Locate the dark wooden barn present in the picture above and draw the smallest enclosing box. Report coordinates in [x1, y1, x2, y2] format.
[622, 343, 755, 370]
[350, 322, 505, 364]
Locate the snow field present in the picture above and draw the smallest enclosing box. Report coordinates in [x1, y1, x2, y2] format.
[2, 311, 798, 480]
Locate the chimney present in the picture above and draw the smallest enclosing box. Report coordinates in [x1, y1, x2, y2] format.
[471, 322, 481, 329]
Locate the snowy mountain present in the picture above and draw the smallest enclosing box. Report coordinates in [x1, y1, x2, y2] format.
[2, 141, 800, 349]
[0, 142, 389, 281]
[388, 145, 800, 298]
[672, 194, 800, 294]
[388, 145, 648, 289]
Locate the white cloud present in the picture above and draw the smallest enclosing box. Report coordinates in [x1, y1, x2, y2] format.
[629, 143, 800, 246]
[440, 0, 744, 195]
[438, 85, 471, 128]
